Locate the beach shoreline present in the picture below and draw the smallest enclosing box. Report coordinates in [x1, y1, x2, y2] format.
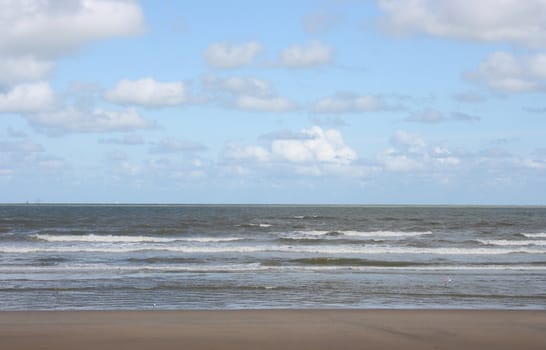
[1, 309, 545, 350]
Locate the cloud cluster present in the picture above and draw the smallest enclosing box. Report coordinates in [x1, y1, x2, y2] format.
[0, 56, 54, 85]
[378, 130, 460, 172]
[149, 138, 207, 154]
[378, 0, 546, 48]
[223, 126, 358, 176]
[203, 75, 272, 97]
[465, 52, 546, 93]
[312, 93, 386, 113]
[0, 0, 144, 57]
[204, 40, 333, 69]
[280, 41, 333, 68]
[406, 109, 480, 123]
[235, 95, 298, 112]
[105, 78, 188, 107]
[25, 107, 153, 135]
[0, 0, 144, 84]
[0, 0, 146, 124]
[0, 138, 66, 180]
[271, 126, 357, 165]
[223, 144, 270, 163]
[0, 82, 55, 112]
[204, 41, 262, 69]
[203, 74, 298, 112]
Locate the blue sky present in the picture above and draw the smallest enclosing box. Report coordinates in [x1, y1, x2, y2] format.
[1, 0, 546, 204]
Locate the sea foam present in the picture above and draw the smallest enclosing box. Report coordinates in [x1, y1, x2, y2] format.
[2, 244, 544, 255]
[478, 239, 546, 246]
[522, 233, 546, 238]
[291, 230, 432, 238]
[32, 234, 241, 243]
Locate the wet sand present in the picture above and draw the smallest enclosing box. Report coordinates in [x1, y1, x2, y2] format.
[1, 310, 545, 350]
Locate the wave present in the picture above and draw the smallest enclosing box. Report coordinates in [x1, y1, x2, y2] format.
[478, 239, 546, 246]
[1, 263, 545, 274]
[287, 257, 424, 267]
[290, 230, 432, 238]
[31, 234, 242, 243]
[235, 223, 272, 228]
[522, 233, 546, 238]
[344, 230, 432, 238]
[2, 244, 545, 255]
[0, 263, 265, 273]
[290, 215, 333, 220]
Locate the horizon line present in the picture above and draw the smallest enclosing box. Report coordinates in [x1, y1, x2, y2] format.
[1, 202, 546, 208]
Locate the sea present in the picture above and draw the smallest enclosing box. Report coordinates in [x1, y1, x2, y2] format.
[0, 204, 545, 310]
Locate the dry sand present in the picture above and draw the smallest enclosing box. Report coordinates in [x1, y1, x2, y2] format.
[1, 310, 545, 350]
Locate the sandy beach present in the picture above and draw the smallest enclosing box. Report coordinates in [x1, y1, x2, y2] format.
[1, 310, 545, 350]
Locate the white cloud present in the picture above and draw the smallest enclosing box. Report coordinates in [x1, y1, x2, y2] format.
[25, 107, 153, 134]
[0, 0, 143, 87]
[465, 52, 546, 93]
[203, 75, 272, 97]
[312, 93, 385, 113]
[221, 126, 359, 177]
[0, 56, 54, 85]
[203, 75, 296, 112]
[378, 0, 546, 48]
[379, 130, 460, 172]
[223, 144, 270, 163]
[406, 109, 481, 123]
[0, 0, 144, 59]
[235, 95, 298, 112]
[272, 126, 357, 165]
[149, 138, 207, 154]
[280, 41, 333, 68]
[105, 78, 188, 107]
[378, 149, 423, 172]
[204, 41, 262, 69]
[0, 81, 55, 112]
[0, 139, 67, 178]
[390, 130, 426, 151]
[432, 147, 460, 166]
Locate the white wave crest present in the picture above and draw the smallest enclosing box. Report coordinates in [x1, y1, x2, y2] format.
[522, 233, 546, 238]
[291, 230, 432, 238]
[2, 244, 544, 255]
[478, 239, 546, 246]
[0, 263, 266, 274]
[235, 223, 272, 228]
[1, 263, 545, 275]
[343, 230, 432, 238]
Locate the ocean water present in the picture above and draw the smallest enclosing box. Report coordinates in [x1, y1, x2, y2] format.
[0, 204, 545, 310]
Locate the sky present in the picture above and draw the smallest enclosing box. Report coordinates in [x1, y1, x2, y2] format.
[1, 0, 546, 204]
